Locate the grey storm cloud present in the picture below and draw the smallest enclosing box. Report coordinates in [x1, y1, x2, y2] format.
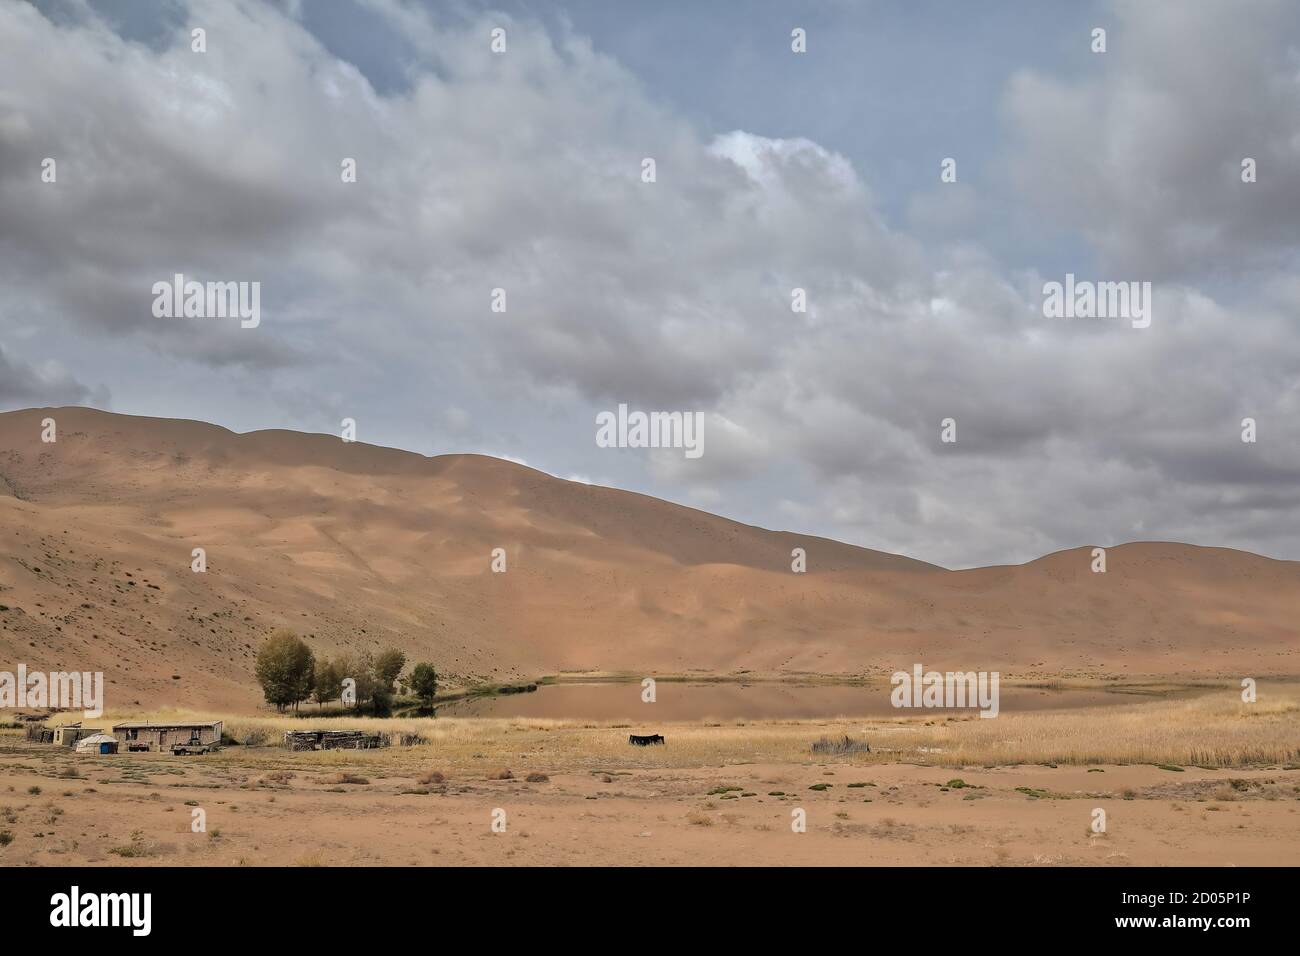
[0, 0, 1297, 568]
[0, 343, 104, 407]
[1003, 0, 1300, 280]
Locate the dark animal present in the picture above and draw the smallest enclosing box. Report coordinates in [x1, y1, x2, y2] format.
[628, 734, 665, 746]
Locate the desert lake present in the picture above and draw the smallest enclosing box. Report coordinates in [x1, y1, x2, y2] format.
[434, 680, 1208, 721]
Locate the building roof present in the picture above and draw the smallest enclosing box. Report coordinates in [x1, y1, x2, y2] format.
[112, 721, 222, 729]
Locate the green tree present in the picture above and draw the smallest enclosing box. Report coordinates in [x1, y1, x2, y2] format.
[373, 648, 406, 693]
[254, 630, 316, 712]
[351, 651, 377, 707]
[313, 658, 343, 709]
[409, 662, 438, 708]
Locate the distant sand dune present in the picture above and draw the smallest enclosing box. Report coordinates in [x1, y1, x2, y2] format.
[1, 406, 1297, 711]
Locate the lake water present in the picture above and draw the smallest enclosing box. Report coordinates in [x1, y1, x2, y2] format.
[436, 680, 1185, 721]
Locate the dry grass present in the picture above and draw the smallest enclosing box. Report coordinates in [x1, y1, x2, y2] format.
[64, 683, 1300, 775]
[324, 772, 369, 785]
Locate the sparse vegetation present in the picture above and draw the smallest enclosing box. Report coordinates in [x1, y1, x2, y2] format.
[325, 772, 369, 785]
[811, 734, 870, 755]
[108, 830, 154, 858]
[0, 680, 1294, 866]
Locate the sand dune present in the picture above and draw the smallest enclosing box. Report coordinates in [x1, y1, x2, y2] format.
[1, 406, 1296, 711]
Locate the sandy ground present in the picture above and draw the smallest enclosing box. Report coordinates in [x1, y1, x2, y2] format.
[2, 738, 1297, 867]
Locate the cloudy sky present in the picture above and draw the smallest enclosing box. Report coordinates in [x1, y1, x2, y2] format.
[1, 0, 1298, 568]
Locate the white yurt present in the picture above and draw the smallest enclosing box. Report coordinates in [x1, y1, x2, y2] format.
[75, 732, 119, 755]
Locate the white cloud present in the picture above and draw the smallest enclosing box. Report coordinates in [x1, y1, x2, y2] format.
[1, 0, 1297, 568]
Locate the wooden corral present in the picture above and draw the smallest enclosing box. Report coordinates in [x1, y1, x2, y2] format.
[284, 730, 384, 752]
[25, 725, 55, 744]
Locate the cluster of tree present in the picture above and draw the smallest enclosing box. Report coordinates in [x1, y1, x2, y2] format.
[254, 630, 438, 714]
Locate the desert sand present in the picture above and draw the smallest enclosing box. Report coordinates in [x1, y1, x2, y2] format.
[2, 406, 1297, 713]
[2, 705, 1298, 867]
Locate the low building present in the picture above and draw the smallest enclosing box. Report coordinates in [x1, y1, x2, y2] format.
[53, 723, 102, 747]
[25, 722, 101, 746]
[112, 721, 223, 753]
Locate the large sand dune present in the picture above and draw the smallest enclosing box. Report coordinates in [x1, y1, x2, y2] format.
[1, 407, 1296, 711]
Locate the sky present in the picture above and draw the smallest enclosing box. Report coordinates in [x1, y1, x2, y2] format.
[1, 0, 1298, 568]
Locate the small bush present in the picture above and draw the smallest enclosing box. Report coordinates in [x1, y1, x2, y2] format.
[0, 830, 13, 847]
[324, 772, 369, 785]
[525, 772, 549, 783]
[108, 831, 154, 858]
[418, 770, 446, 785]
[811, 735, 870, 755]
